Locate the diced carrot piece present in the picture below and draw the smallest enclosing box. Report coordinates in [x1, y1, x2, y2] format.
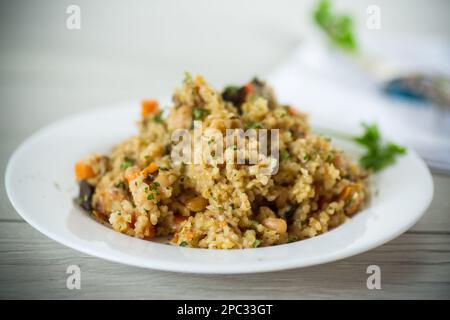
[75, 161, 95, 181]
[143, 162, 158, 175]
[141, 99, 159, 117]
[244, 83, 253, 94]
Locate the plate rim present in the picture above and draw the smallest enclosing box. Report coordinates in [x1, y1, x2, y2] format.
[4, 103, 435, 274]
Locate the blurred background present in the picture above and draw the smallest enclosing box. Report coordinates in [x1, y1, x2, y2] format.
[0, 0, 449, 174]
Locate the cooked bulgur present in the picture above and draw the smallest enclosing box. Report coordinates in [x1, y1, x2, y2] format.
[75, 75, 369, 249]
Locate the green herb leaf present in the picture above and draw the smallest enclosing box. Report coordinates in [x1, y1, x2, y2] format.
[288, 236, 298, 243]
[222, 85, 244, 106]
[251, 220, 259, 228]
[75, 196, 83, 205]
[180, 241, 188, 247]
[280, 149, 290, 161]
[183, 71, 193, 83]
[192, 108, 211, 120]
[354, 123, 406, 172]
[121, 156, 135, 169]
[274, 108, 287, 118]
[193, 108, 202, 120]
[326, 154, 333, 163]
[115, 181, 126, 189]
[222, 86, 240, 98]
[313, 0, 357, 52]
[153, 111, 164, 123]
[253, 239, 261, 248]
[147, 193, 155, 201]
[245, 122, 262, 129]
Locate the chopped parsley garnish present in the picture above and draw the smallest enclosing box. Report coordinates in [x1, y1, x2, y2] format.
[353, 123, 406, 172]
[147, 193, 155, 201]
[149, 181, 160, 193]
[76, 195, 89, 205]
[326, 154, 333, 163]
[180, 241, 188, 247]
[192, 108, 210, 120]
[232, 145, 238, 151]
[288, 236, 298, 243]
[280, 149, 290, 161]
[274, 108, 287, 118]
[245, 122, 262, 129]
[313, 0, 357, 52]
[253, 239, 261, 248]
[115, 181, 126, 189]
[222, 85, 245, 106]
[153, 111, 164, 123]
[284, 206, 296, 224]
[303, 154, 310, 161]
[121, 156, 135, 169]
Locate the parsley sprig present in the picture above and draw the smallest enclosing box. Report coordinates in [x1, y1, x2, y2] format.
[354, 123, 406, 172]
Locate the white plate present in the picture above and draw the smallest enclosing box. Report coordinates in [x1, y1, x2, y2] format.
[5, 102, 434, 274]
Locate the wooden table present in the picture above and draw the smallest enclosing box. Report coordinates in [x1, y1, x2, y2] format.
[1, 0, 449, 299]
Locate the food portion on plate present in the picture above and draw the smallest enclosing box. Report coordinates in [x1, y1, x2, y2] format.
[74, 74, 369, 249]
